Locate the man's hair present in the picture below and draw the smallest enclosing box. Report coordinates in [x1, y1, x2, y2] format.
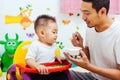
[82, 0, 110, 14]
[34, 14, 56, 33]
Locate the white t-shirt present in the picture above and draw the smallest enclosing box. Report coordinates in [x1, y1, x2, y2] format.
[25, 40, 57, 64]
[86, 19, 120, 80]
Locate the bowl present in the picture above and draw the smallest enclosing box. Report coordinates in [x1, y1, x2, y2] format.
[65, 47, 82, 56]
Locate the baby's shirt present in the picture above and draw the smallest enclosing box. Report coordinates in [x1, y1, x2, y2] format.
[25, 40, 57, 64]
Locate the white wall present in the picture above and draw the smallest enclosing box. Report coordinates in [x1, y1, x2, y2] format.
[0, 0, 86, 56]
[0, 0, 120, 56]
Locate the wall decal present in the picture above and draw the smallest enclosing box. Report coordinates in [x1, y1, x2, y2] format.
[5, 4, 33, 30]
[26, 33, 35, 38]
[76, 25, 80, 31]
[62, 20, 71, 25]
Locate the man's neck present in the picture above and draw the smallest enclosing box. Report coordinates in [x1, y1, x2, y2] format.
[95, 18, 114, 32]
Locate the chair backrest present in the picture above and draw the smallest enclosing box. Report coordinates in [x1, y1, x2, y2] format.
[13, 41, 32, 65]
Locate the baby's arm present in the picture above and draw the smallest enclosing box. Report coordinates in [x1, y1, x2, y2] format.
[25, 58, 49, 74]
[55, 48, 67, 63]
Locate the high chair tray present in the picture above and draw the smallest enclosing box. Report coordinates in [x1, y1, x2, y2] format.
[16, 60, 71, 73]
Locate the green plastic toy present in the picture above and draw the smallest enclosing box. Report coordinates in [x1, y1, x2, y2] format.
[0, 33, 22, 72]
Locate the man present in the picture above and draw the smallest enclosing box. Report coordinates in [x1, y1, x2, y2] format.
[64, 0, 120, 80]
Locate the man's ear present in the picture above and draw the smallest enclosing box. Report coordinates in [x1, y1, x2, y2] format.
[98, 7, 107, 16]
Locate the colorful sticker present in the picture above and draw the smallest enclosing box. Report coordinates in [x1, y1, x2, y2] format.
[56, 41, 65, 49]
[76, 25, 80, 30]
[5, 4, 33, 30]
[62, 20, 71, 25]
[26, 33, 35, 38]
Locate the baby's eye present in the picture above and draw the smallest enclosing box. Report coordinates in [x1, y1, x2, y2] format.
[53, 32, 57, 34]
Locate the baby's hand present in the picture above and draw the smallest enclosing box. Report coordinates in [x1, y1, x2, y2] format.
[56, 56, 67, 64]
[56, 56, 62, 64]
[36, 65, 49, 75]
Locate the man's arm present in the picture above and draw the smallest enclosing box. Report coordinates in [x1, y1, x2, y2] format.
[82, 46, 90, 60]
[71, 32, 90, 59]
[82, 47, 120, 79]
[87, 64, 120, 80]
[64, 51, 120, 80]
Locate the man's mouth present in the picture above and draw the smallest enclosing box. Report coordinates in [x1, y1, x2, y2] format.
[86, 21, 89, 25]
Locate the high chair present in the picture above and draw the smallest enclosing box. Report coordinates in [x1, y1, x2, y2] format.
[6, 41, 72, 80]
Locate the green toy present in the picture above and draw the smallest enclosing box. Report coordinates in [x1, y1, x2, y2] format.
[0, 33, 22, 72]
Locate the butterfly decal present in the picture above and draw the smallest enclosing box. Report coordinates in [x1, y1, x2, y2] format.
[26, 33, 35, 38]
[62, 20, 71, 25]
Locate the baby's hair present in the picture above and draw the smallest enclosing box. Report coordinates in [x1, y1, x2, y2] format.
[34, 14, 56, 33]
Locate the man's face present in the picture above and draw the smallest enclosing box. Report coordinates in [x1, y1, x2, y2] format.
[80, 1, 101, 28]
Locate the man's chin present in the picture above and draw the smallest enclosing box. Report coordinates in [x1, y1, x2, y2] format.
[87, 25, 93, 28]
[86, 24, 92, 28]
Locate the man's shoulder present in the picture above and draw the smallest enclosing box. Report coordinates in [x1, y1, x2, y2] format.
[114, 18, 120, 25]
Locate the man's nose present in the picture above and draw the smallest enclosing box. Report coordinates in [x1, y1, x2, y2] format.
[82, 14, 87, 21]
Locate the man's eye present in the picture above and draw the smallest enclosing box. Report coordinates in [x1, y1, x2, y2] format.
[85, 13, 90, 15]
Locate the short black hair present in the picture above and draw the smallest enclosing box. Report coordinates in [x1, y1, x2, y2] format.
[34, 14, 56, 33]
[82, 0, 110, 14]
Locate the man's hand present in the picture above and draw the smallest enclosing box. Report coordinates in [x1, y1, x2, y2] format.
[64, 50, 90, 69]
[71, 32, 83, 48]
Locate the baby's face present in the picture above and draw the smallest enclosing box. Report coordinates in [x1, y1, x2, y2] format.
[44, 22, 58, 45]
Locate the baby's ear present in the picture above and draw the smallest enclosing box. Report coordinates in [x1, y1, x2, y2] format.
[40, 29, 44, 35]
[39, 29, 45, 37]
